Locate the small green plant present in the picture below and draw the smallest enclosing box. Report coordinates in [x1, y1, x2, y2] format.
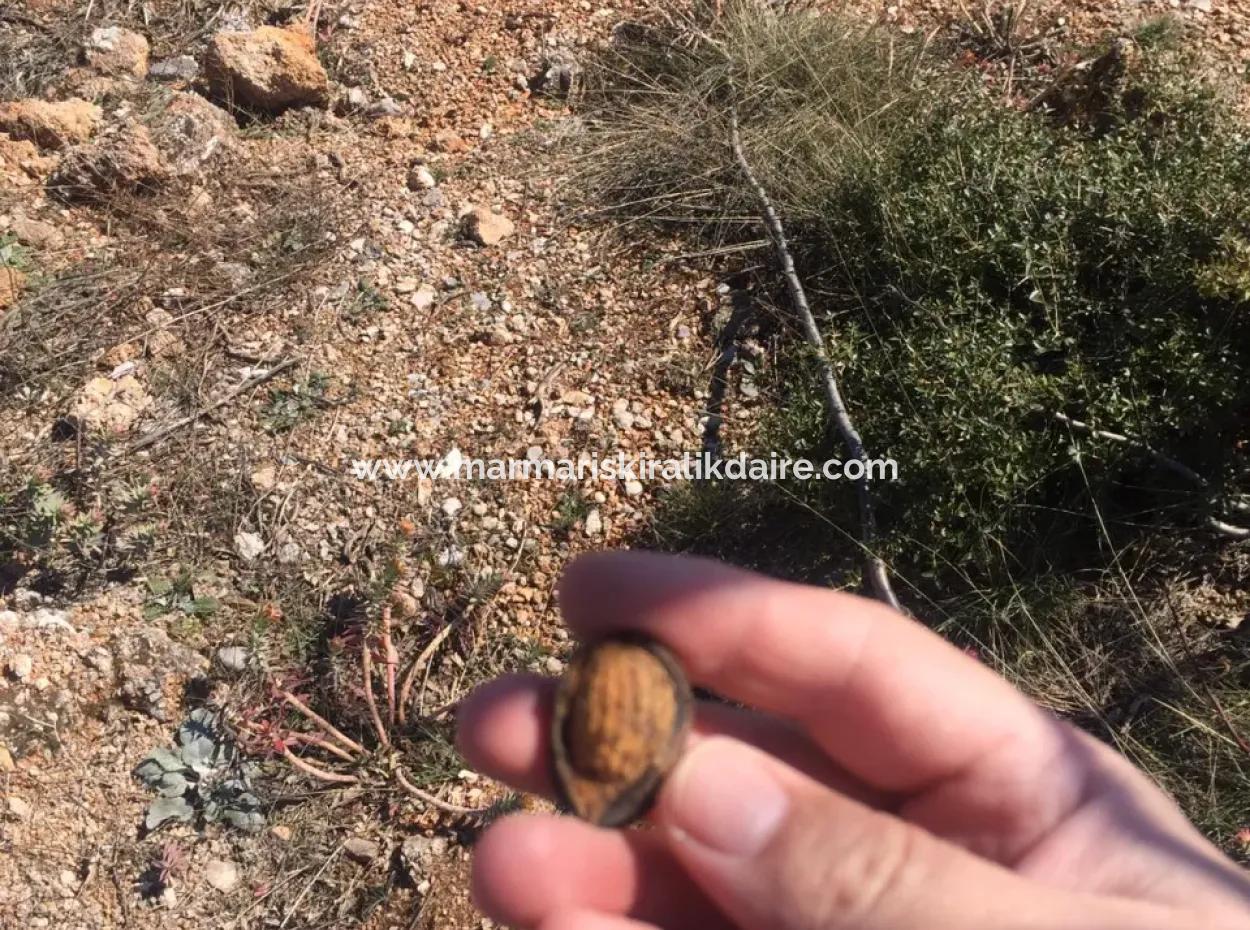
[144, 572, 219, 620]
[133, 706, 264, 832]
[263, 372, 331, 432]
[0, 233, 30, 270]
[552, 489, 590, 537]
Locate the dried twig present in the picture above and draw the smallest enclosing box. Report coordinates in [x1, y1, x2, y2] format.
[1055, 412, 1250, 539]
[728, 105, 901, 611]
[119, 358, 298, 457]
[281, 746, 359, 784]
[395, 767, 489, 817]
[278, 689, 365, 755]
[361, 642, 391, 748]
[381, 607, 398, 725]
[397, 619, 459, 723]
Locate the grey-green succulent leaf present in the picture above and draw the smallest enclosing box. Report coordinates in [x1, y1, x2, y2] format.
[145, 794, 194, 830]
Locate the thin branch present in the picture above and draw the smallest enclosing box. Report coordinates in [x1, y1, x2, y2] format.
[381, 607, 398, 725]
[398, 619, 458, 724]
[284, 731, 357, 763]
[1054, 412, 1250, 539]
[394, 767, 490, 817]
[278, 689, 365, 755]
[728, 105, 901, 611]
[119, 358, 298, 457]
[282, 747, 358, 784]
[361, 641, 391, 748]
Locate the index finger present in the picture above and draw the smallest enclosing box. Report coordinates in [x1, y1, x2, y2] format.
[558, 551, 1074, 799]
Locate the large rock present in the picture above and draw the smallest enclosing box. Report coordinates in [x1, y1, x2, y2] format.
[205, 26, 329, 113]
[0, 134, 58, 184]
[149, 92, 235, 175]
[50, 123, 169, 199]
[0, 98, 101, 151]
[82, 26, 150, 78]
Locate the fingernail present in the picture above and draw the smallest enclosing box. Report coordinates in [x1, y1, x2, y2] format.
[663, 738, 789, 857]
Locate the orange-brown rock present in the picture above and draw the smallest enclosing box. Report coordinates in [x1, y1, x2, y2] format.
[50, 124, 169, 200]
[460, 206, 515, 247]
[82, 26, 150, 78]
[0, 98, 101, 151]
[551, 635, 692, 826]
[204, 26, 330, 114]
[0, 134, 58, 184]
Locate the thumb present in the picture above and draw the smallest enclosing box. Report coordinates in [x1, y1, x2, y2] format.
[655, 737, 1173, 930]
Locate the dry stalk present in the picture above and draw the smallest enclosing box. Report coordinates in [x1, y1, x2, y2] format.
[1055, 412, 1250, 539]
[728, 104, 902, 611]
[281, 746, 358, 784]
[361, 641, 391, 748]
[395, 767, 489, 817]
[278, 689, 365, 755]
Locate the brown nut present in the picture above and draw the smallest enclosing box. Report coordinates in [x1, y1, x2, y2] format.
[551, 633, 692, 827]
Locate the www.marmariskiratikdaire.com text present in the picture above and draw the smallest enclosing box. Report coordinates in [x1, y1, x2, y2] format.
[350, 451, 899, 483]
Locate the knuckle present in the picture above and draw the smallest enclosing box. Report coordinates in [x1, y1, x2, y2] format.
[806, 816, 924, 929]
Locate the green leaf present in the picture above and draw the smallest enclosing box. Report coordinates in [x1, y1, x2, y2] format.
[145, 795, 194, 830]
[182, 596, 219, 617]
[134, 747, 186, 787]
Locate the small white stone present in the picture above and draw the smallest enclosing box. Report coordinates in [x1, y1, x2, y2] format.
[7, 796, 32, 819]
[9, 654, 32, 681]
[204, 859, 239, 893]
[623, 480, 644, 498]
[234, 531, 265, 562]
[411, 285, 437, 311]
[442, 497, 462, 517]
[412, 166, 436, 189]
[584, 509, 603, 537]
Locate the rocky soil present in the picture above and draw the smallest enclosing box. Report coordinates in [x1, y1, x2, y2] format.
[0, 0, 1242, 927]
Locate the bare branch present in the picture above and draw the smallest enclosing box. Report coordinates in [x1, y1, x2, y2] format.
[1054, 412, 1250, 538]
[282, 747, 358, 784]
[361, 640, 391, 748]
[394, 767, 490, 817]
[278, 689, 365, 755]
[728, 104, 901, 611]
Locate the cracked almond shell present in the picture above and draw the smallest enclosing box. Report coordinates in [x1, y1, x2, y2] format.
[551, 633, 693, 827]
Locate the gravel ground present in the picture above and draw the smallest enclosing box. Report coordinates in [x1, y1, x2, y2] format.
[1, 0, 1247, 927]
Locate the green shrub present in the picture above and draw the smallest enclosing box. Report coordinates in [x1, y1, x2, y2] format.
[775, 57, 1250, 586]
[582, 3, 1250, 590]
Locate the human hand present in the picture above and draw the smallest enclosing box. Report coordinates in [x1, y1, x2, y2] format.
[457, 551, 1250, 930]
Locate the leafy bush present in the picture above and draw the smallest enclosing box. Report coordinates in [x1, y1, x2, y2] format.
[582, 4, 1250, 591]
[781, 66, 1250, 585]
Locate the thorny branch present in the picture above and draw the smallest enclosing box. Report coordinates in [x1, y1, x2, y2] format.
[728, 105, 902, 612]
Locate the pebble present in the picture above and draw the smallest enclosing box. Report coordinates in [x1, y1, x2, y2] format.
[409, 165, 437, 190]
[233, 531, 265, 562]
[584, 509, 603, 537]
[204, 859, 239, 893]
[411, 285, 437, 311]
[7, 796, 32, 819]
[9, 654, 33, 681]
[442, 497, 462, 517]
[624, 480, 644, 498]
[216, 645, 250, 673]
[344, 837, 381, 864]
